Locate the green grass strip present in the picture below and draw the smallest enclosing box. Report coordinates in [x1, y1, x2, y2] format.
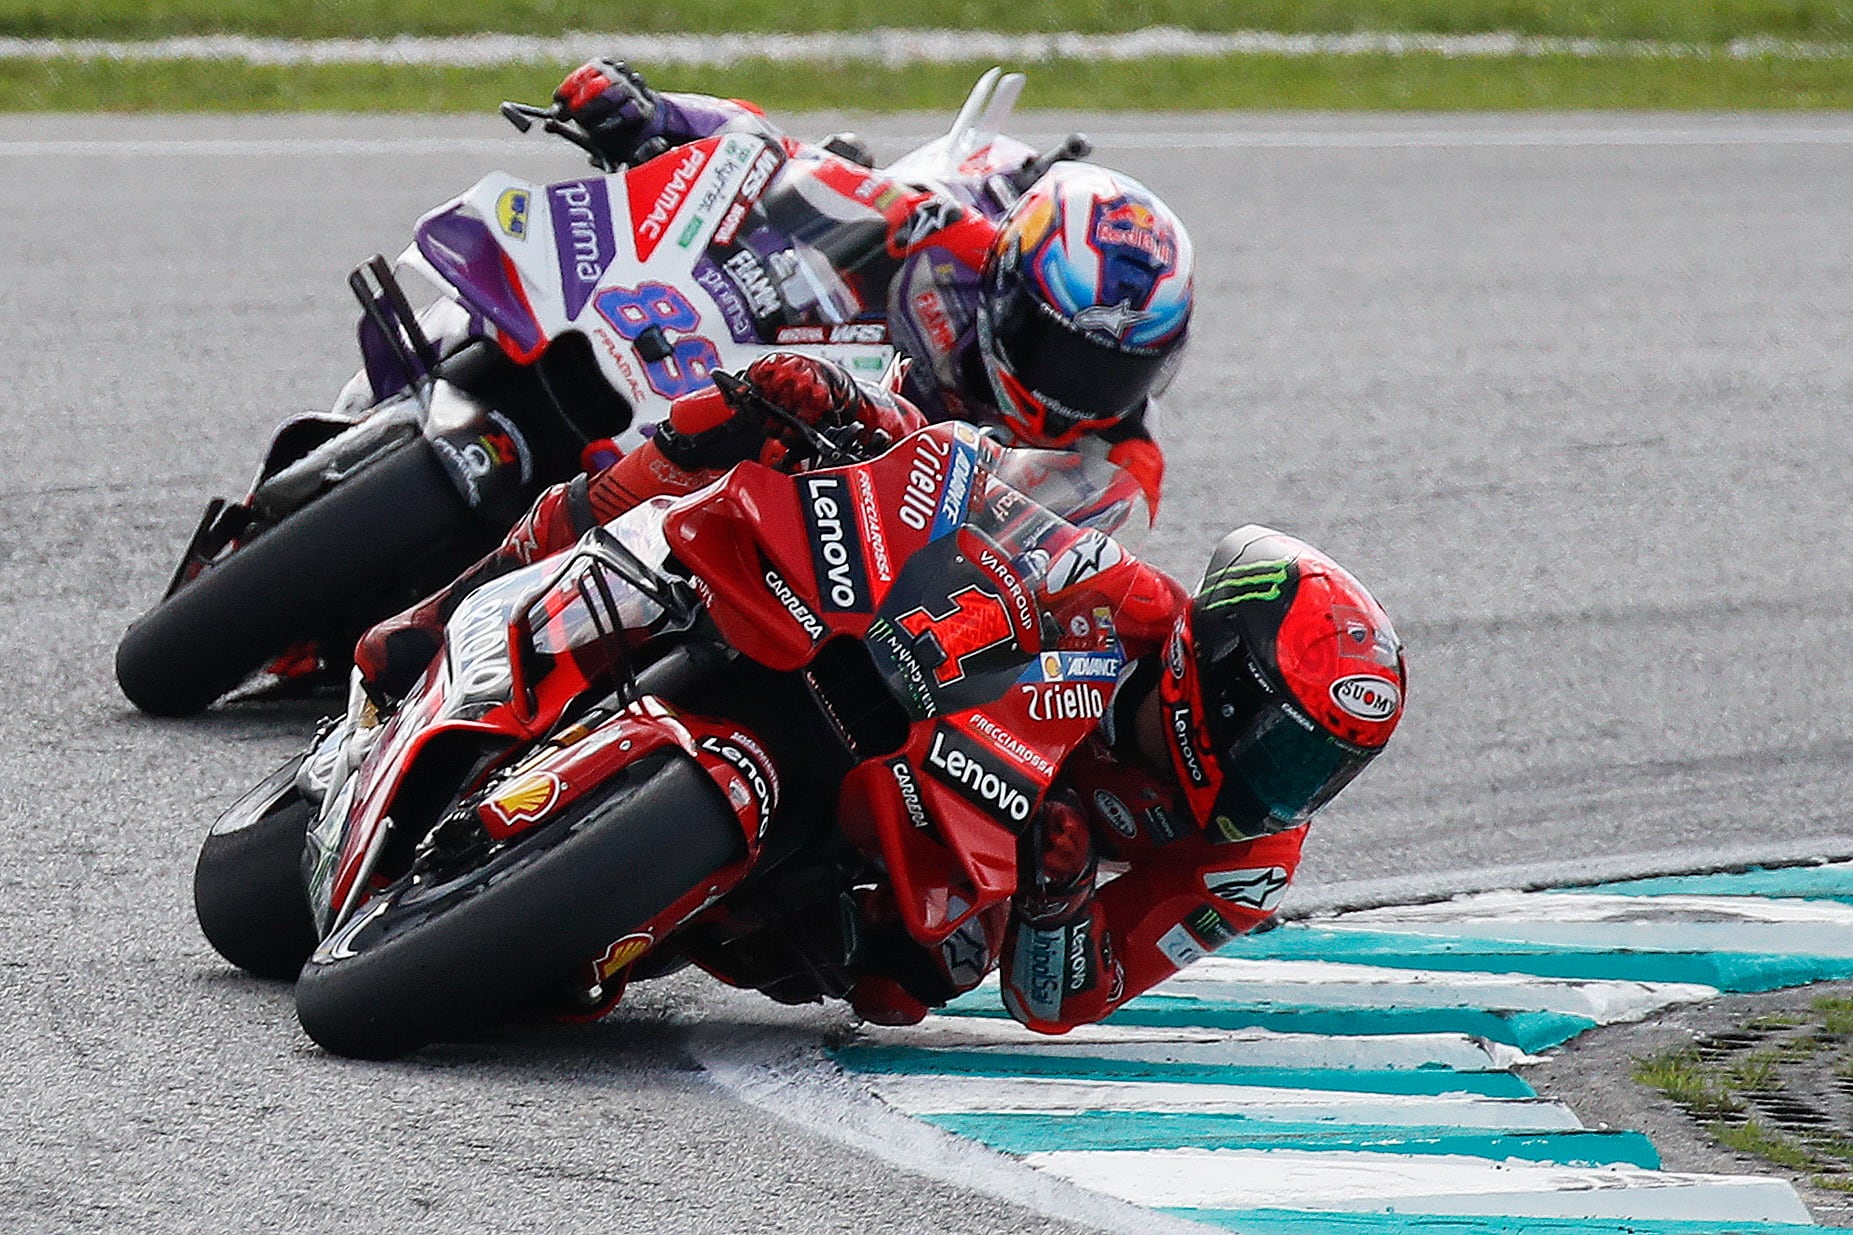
[7, 54, 1853, 112]
[4, 0, 1851, 41]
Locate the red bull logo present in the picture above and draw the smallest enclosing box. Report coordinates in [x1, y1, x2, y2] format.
[1093, 198, 1176, 265]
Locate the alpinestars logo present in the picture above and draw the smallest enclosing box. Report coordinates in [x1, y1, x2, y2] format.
[799, 475, 871, 612]
[1073, 300, 1152, 341]
[1205, 866, 1291, 912]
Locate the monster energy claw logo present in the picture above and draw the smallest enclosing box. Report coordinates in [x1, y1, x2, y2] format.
[1201, 559, 1291, 609]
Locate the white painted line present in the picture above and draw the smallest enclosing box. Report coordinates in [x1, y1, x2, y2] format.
[1286, 836, 1853, 915]
[1336, 889, 1853, 955]
[1355, 889, 1853, 926]
[867, 1074, 1586, 1128]
[686, 1015, 1215, 1235]
[6, 128, 1853, 161]
[2, 29, 1850, 66]
[1024, 1148, 1815, 1222]
[1096, 128, 1853, 150]
[0, 137, 531, 158]
[862, 1020, 1533, 1071]
[1143, 957, 1717, 1023]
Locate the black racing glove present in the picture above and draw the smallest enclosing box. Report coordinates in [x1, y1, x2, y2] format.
[554, 58, 669, 166]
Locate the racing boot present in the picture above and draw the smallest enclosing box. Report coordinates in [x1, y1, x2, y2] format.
[352, 476, 597, 703]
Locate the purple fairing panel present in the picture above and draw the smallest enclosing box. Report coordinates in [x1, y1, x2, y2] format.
[415, 206, 544, 357]
[545, 179, 616, 320]
[648, 92, 783, 153]
[886, 242, 986, 423]
[357, 312, 413, 401]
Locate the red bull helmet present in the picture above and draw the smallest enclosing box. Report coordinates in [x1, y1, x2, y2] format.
[978, 165, 1193, 447]
[1158, 526, 1406, 840]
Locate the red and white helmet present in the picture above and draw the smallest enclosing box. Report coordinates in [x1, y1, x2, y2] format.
[1158, 526, 1406, 839]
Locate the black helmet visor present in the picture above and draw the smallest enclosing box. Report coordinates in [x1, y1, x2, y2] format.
[1206, 701, 1373, 838]
[985, 287, 1175, 423]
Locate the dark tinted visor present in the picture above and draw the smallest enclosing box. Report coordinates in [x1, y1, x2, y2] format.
[988, 286, 1171, 423]
[1211, 703, 1372, 836]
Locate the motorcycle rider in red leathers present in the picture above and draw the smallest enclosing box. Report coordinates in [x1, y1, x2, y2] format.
[354, 351, 1408, 1032]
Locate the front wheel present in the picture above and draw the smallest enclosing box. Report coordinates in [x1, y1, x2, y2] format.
[194, 756, 318, 981]
[294, 750, 746, 1060]
[116, 439, 488, 717]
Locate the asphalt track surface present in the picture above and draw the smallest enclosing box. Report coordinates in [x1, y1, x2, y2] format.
[1, 110, 1850, 1233]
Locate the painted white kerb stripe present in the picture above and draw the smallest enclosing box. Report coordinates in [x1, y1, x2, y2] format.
[1024, 1148, 1816, 1222]
[860, 1020, 1533, 1071]
[1157, 956, 1717, 1021]
[2, 29, 1851, 65]
[1336, 889, 1853, 956]
[867, 1073, 1586, 1128]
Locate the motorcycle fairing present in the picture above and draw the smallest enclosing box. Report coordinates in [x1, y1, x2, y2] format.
[406, 134, 895, 450]
[666, 423, 1121, 945]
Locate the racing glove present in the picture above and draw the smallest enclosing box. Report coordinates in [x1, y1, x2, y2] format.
[1014, 790, 1099, 928]
[654, 354, 918, 472]
[555, 58, 670, 166]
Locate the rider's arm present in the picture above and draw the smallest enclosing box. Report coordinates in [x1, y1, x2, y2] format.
[1000, 806, 1308, 1034]
[585, 355, 925, 521]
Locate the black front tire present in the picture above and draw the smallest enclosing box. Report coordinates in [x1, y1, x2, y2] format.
[294, 750, 745, 1060]
[194, 756, 319, 980]
[116, 439, 485, 717]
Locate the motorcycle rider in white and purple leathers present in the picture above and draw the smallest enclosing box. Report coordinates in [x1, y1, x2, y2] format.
[550, 59, 1193, 507]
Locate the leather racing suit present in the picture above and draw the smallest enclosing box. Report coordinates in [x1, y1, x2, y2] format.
[357, 357, 1289, 1034]
[549, 86, 1169, 512]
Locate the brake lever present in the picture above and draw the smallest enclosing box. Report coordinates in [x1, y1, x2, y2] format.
[498, 99, 620, 173]
[710, 370, 859, 468]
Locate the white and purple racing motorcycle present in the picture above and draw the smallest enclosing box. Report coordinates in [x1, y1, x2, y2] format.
[116, 70, 1074, 717]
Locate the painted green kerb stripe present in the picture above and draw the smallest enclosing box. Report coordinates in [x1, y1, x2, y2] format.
[832, 1045, 1534, 1098]
[1217, 924, 1853, 992]
[1574, 863, 1853, 901]
[938, 995, 1597, 1052]
[922, 1113, 1661, 1167]
[1164, 1209, 1822, 1235]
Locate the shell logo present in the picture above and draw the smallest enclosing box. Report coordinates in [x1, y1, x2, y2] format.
[484, 771, 563, 828]
[594, 932, 654, 982]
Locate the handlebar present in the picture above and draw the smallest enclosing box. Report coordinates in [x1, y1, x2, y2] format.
[499, 99, 621, 173]
[710, 370, 867, 469]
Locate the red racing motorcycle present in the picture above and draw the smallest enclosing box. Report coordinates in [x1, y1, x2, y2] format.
[194, 403, 1144, 1058]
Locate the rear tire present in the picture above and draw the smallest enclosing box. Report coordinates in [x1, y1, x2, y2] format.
[294, 750, 745, 1060]
[194, 757, 318, 980]
[116, 440, 485, 717]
